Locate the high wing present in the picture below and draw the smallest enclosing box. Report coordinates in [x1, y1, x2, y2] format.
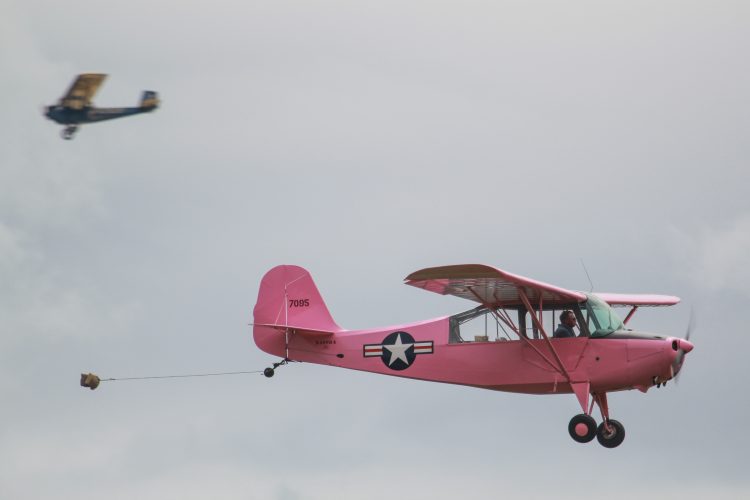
[594, 293, 680, 307]
[404, 264, 586, 307]
[59, 73, 107, 110]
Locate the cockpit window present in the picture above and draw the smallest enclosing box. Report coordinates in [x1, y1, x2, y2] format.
[447, 302, 591, 343]
[583, 294, 624, 337]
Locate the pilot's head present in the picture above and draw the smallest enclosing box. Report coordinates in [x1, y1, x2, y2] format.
[560, 310, 577, 328]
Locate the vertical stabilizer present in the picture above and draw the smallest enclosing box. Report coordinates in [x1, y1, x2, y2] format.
[253, 265, 342, 333]
[140, 90, 159, 109]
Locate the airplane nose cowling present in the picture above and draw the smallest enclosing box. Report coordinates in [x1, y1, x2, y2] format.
[667, 337, 694, 381]
[679, 339, 694, 354]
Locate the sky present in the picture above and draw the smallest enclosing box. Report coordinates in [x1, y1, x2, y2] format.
[1, 1, 749, 498]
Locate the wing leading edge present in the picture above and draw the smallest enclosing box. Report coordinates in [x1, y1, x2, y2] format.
[593, 293, 680, 307]
[404, 264, 586, 307]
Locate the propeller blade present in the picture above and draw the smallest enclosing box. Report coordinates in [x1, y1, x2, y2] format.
[674, 308, 696, 384]
[685, 307, 695, 342]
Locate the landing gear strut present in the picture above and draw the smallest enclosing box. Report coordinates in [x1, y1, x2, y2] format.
[61, 125, 78, 140]
[568, 392, 626, 448]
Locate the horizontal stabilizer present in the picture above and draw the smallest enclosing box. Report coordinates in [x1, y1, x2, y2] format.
[253, 323, 336, 336]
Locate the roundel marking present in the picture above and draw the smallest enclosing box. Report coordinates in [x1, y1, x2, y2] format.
[362, 331, 434, 371]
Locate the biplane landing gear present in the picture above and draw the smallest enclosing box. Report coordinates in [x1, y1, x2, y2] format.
[596, 420, 625, 448]
[61, 125, 78, 140]
[568, 414, 597, 443]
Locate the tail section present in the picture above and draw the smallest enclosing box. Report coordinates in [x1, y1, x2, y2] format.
[140, 90, 159, 110]
[254, 265, 342, 333]
[253, 265, 342, 358]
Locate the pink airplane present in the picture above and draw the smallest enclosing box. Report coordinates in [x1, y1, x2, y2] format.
[253, 264, 694, 448]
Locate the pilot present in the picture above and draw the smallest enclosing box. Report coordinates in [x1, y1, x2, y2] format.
[553, 310, 577, 338]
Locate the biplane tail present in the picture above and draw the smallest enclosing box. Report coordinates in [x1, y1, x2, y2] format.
[140, 91, 159, 110]
[253, 265, 343, 335]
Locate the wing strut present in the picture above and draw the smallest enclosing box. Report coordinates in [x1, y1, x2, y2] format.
[466, 287, 567, 376]
[517, 287, 573, 383]
[623, 306, 638, 325]
[489, 309, 562, 374]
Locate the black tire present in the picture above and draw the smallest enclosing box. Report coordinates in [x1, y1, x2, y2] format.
[263, 367, 275, 378]
[61, 126, 77, 140]
[596, 419, 625, 448]
[568, 414, 597, 443]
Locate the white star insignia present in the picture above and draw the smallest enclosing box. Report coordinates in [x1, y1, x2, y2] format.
[383, 333, 413, 366]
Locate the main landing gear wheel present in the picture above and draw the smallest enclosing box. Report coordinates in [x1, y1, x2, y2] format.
[61, 126, 78, 140]
[596, 419, 626, 448]
[568, 414, 597, 443]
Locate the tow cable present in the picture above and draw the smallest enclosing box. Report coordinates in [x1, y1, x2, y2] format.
[79, 359, 291, 390]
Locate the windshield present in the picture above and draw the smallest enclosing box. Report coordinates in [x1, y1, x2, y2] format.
[584, 294, 624, 337]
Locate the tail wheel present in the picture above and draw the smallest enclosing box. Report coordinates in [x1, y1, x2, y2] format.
[596, 419, 626, 448]
[568, 414, 597, 443]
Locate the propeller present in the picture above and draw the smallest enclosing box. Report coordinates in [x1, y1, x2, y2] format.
[671, 307, 695, 383]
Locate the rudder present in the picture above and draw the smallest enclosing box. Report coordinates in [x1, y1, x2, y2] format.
[140, 90, 159, 109]
[253, 265, 342, 333]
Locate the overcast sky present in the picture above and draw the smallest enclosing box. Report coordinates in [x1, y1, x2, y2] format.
[2, 1, 749, 499]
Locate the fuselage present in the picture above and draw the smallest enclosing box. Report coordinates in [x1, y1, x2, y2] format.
[253, 317, 691, 395]
[44, 105, 154, 125]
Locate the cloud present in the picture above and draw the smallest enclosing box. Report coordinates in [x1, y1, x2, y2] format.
[671, 213, 750, 297]
[2, 2, 749, 499]
[0, 222, 33, 271]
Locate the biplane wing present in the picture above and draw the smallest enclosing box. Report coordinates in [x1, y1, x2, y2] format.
[404, 264, 586, 307]
[594, 293, 680, 307]
[59, 73, 107, 110]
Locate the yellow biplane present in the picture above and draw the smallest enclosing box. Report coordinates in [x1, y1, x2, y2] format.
[44, 73, 159, 139]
